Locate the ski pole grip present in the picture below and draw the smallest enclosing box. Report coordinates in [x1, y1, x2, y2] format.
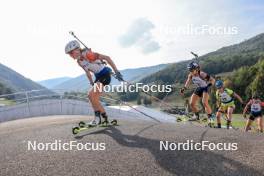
[190, 51, 198, 58]
[69, 31, 76, 38]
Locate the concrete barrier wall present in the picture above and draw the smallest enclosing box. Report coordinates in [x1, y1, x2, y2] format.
[0, 99, 144, 122]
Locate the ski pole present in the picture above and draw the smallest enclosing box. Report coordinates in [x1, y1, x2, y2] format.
[69, 31, 89, 49]
[190, 51, 199, 63]
[114, 77, 177, 110]
[102, 94, 161, 123]
[69, 31, 106, 65]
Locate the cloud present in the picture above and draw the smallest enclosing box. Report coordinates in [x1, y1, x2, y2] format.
[140, 40, 161, 54]
[118, 18, 161, 54]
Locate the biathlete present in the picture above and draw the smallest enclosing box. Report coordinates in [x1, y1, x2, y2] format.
[65, 40, 123, 126]
[180, 62, 215, 125]
[243, 94, 264, 133]
[215, 80, 244, 129]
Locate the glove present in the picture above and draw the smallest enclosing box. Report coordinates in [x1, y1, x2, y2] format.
[180, 87, 186, 94]
[115, 71, 124, 81]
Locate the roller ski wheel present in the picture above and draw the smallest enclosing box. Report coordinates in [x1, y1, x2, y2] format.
[177, 118, 182, 122]
[79, 121, 86, 128]
[110, 119, 117, 125]
[72, 123, 97, 135]
[72, 126, 80, 135]
[202, 118, 208, 122]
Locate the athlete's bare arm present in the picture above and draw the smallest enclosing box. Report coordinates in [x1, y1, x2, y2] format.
[97, 54, 118, 73]
[243, 101, 250, 116]
[233, 93, 243, 104]
[184, 73, 192, 88]
[77, 59, 94, 85]
[86, 71, 94, 85]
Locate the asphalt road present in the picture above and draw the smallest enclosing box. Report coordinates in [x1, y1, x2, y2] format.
[0, 115, 263, 176]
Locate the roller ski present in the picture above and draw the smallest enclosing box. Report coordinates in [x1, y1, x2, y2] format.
[188, 112, 207, 123]
[189, 114, 215, 128]
[188, 112, 200, 122]
[72, 119, 118, 135]
[72, 112, 118, 135]
[206, 118, 215, 128]
[205, 114, 216, 128]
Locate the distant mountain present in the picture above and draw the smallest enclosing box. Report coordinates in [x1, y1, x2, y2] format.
[54, 64, 168, 91]
[38, 77, 72, 89]
[53, 74, 88, 91]
[111, 64, 168, 85]
[0, 63, 47, 92]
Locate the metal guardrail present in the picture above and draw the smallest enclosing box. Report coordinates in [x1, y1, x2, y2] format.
[0, 89, 88, 106]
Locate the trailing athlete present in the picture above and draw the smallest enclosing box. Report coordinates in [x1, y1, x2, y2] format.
[180, 62, 215, 126]
[243, 94, 264, 133]
[215, 80, 244, 129]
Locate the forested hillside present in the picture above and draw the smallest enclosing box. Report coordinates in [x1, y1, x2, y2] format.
[141, 33, 264, 85]
[117, 33, 264, 107]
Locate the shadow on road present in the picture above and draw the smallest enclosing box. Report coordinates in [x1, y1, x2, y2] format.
[76, 126, 262, 176]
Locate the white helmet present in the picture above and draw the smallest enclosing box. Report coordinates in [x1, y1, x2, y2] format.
[65, 40, 80, 54]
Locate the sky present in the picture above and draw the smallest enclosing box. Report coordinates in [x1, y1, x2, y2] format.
[0, 0, 264, 81]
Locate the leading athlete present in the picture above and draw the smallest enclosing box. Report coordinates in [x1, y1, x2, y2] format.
[65, 40, 123, 126]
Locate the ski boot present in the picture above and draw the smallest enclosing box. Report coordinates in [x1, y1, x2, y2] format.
[216, 123, 221, 128]
[207, 118, 214, 128]
[207, 114, 215, 128]
[226, 120, 231, 129]
[101, 112, 118, 126]
[188, 112, 200, 121]
[78, 111, 101, 128]
[101, 112, 109, 126]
